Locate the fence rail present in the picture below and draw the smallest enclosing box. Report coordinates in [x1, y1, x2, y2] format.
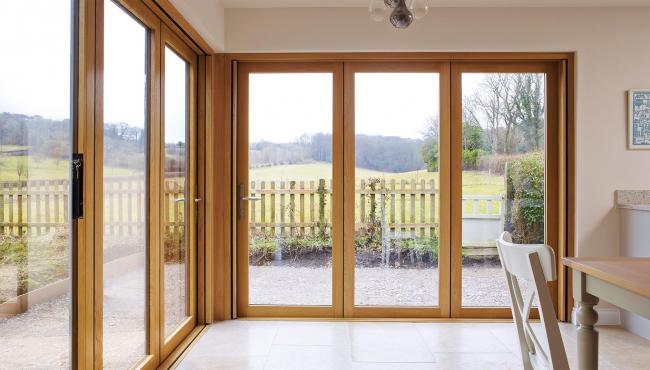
[0, 177, 185, 236]
[1, 178, 504, 238]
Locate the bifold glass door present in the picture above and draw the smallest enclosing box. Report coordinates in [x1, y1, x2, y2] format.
[450, 62, 558, 318]
[0, 1, 74, 367]
[99, 0, 198, 367]
[343, 62, 450, 318]
[236, 60, 560, 319]
[236, 63, 344, 317]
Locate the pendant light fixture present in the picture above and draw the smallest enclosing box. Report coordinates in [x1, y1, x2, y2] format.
[369, 0, 429, 29]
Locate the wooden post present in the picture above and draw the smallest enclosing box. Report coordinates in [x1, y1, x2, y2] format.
[260, 181, 266, 234]
[318, 179, 326, 236]
[390, 179, 396, 233]
[400, 179, 406, 234]
[309, 180, 315, 235]
[289, 181, 296, 236]
[299, 181, 305, 236]
[410, 179, 416, 237]
[420, 179, 425, 238]
[270, 181, 276, 238]
[429, 179, 435, 237]
[280, 181, 286, 237]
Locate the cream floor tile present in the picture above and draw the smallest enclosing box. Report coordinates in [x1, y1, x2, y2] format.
[264, 345, 352, 370]
[273, 321, 350, 346]
[176, 320, 650, 370]
[176, 355, 267, 370]
[435, 353, 523, 370]
[349, 322, 436, 363]
[186, 321, 278, 358]
[417, 323, 511, 353]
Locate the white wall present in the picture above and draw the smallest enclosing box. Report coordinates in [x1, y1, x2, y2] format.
[170, 0, 225, 51]
[224, 6, 650, 260]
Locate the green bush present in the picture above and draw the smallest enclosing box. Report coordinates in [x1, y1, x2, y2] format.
[506, 152, 544, 244]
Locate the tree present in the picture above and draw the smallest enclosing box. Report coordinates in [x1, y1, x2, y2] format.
[419, 117, 439, 172]
[461, 121, 484, 169]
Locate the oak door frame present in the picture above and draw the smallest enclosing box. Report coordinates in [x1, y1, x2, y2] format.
[235, 61, 345, 318]
[225, 52, 574, 321]
[449, 61, 561, 319]
[342, 61, 451, 319]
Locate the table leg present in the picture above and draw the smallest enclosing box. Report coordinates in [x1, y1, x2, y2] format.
[574, 270, 600, 370]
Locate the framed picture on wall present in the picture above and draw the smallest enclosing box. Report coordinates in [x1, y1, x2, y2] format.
[628, 90, 650, 149]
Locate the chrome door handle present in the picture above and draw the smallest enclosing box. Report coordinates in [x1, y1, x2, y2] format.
[194, 198, 201, 203]
[174, 198, 186, 203]
[241, 196, 261, 201]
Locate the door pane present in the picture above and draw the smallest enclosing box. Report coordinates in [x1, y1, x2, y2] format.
[354, 73, 440, 307]
[460, 73, 546, 307]
[247, 73, 333, 306]
[163, 46, 189, 337]
[103, 1, 148, 367]
[0, 0, 72, 367]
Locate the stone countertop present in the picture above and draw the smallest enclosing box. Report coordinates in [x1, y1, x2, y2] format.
[616, 190, 650, 212]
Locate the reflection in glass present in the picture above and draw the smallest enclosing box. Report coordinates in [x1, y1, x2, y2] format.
[102, 1, 147, 367]
[354, 73, 440, 307]
[0, 0, 72, 367]
[247, 73, 333, 306]
[460, 73, 546, 307]
[163, 46, 189, 337]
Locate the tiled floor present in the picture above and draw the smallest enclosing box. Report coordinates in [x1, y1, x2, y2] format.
[175, 320, 650, 370]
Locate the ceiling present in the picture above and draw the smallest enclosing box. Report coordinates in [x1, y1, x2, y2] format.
[221, 0, 650, 8]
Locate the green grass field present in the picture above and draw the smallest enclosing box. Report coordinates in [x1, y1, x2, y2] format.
[0, 155, 142, 181]
[250, 163, 504, 196]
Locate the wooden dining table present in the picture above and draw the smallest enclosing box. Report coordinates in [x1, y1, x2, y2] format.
[562, 257, 650, 370]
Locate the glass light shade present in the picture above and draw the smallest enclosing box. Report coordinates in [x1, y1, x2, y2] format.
[369, 0, 388, 22]
[384, 0, 400, 8]
[389, 0, 413, 29]
[410, 0, 428, 19]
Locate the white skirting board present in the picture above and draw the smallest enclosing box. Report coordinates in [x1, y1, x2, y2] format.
[571, 306, 621, 326]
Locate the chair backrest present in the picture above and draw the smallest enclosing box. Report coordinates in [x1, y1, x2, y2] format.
[496, 231, 569, 370]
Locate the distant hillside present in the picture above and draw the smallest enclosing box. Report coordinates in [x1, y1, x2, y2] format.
[250, 133, 426, 173]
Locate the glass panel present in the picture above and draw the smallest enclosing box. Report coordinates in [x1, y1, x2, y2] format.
[103, 1, 147, 367]
[354, 73, 440, 307]
[247, 73, 333, 306]
[460, 73, 546, 307]
[163, 46, 189, 337]
[0, 0, 72, 368]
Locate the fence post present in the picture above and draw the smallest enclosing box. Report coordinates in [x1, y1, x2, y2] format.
[260, 181, 266, 234]
[309, 180, 315, 235]
[299, 181, 305, 236]
[429, 179, 436, 237]
[318, 179, 326, 237]
[279, 181, 286, 237]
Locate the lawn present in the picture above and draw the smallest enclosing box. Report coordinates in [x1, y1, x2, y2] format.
[250, 163, 505, 196]
[0, 155, 142, 181]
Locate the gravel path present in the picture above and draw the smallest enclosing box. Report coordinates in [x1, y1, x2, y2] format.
[250, 264, 518, 307]
[0, 263, 186, 370]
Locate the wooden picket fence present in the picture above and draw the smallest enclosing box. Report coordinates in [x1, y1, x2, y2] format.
[248, 178, 441, 238]
[0, 177, 503, 238]
[0, 177, 185, 236]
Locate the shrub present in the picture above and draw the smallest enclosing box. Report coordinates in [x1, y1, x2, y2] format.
[505, 152, 544, 244]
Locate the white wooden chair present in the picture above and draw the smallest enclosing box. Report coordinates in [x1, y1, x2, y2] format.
[496, 231, 570, 370]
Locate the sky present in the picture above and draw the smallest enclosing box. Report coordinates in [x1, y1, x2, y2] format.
[0, 0, 187, 144]
[0, 1, 539, 147]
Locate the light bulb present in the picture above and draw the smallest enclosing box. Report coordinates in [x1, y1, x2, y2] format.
[389, 0, 413, 29]
[410, 0, 428, 20]
[369, 0, 387, 22]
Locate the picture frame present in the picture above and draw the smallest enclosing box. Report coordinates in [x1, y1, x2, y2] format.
[628, 90, 650, 149]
